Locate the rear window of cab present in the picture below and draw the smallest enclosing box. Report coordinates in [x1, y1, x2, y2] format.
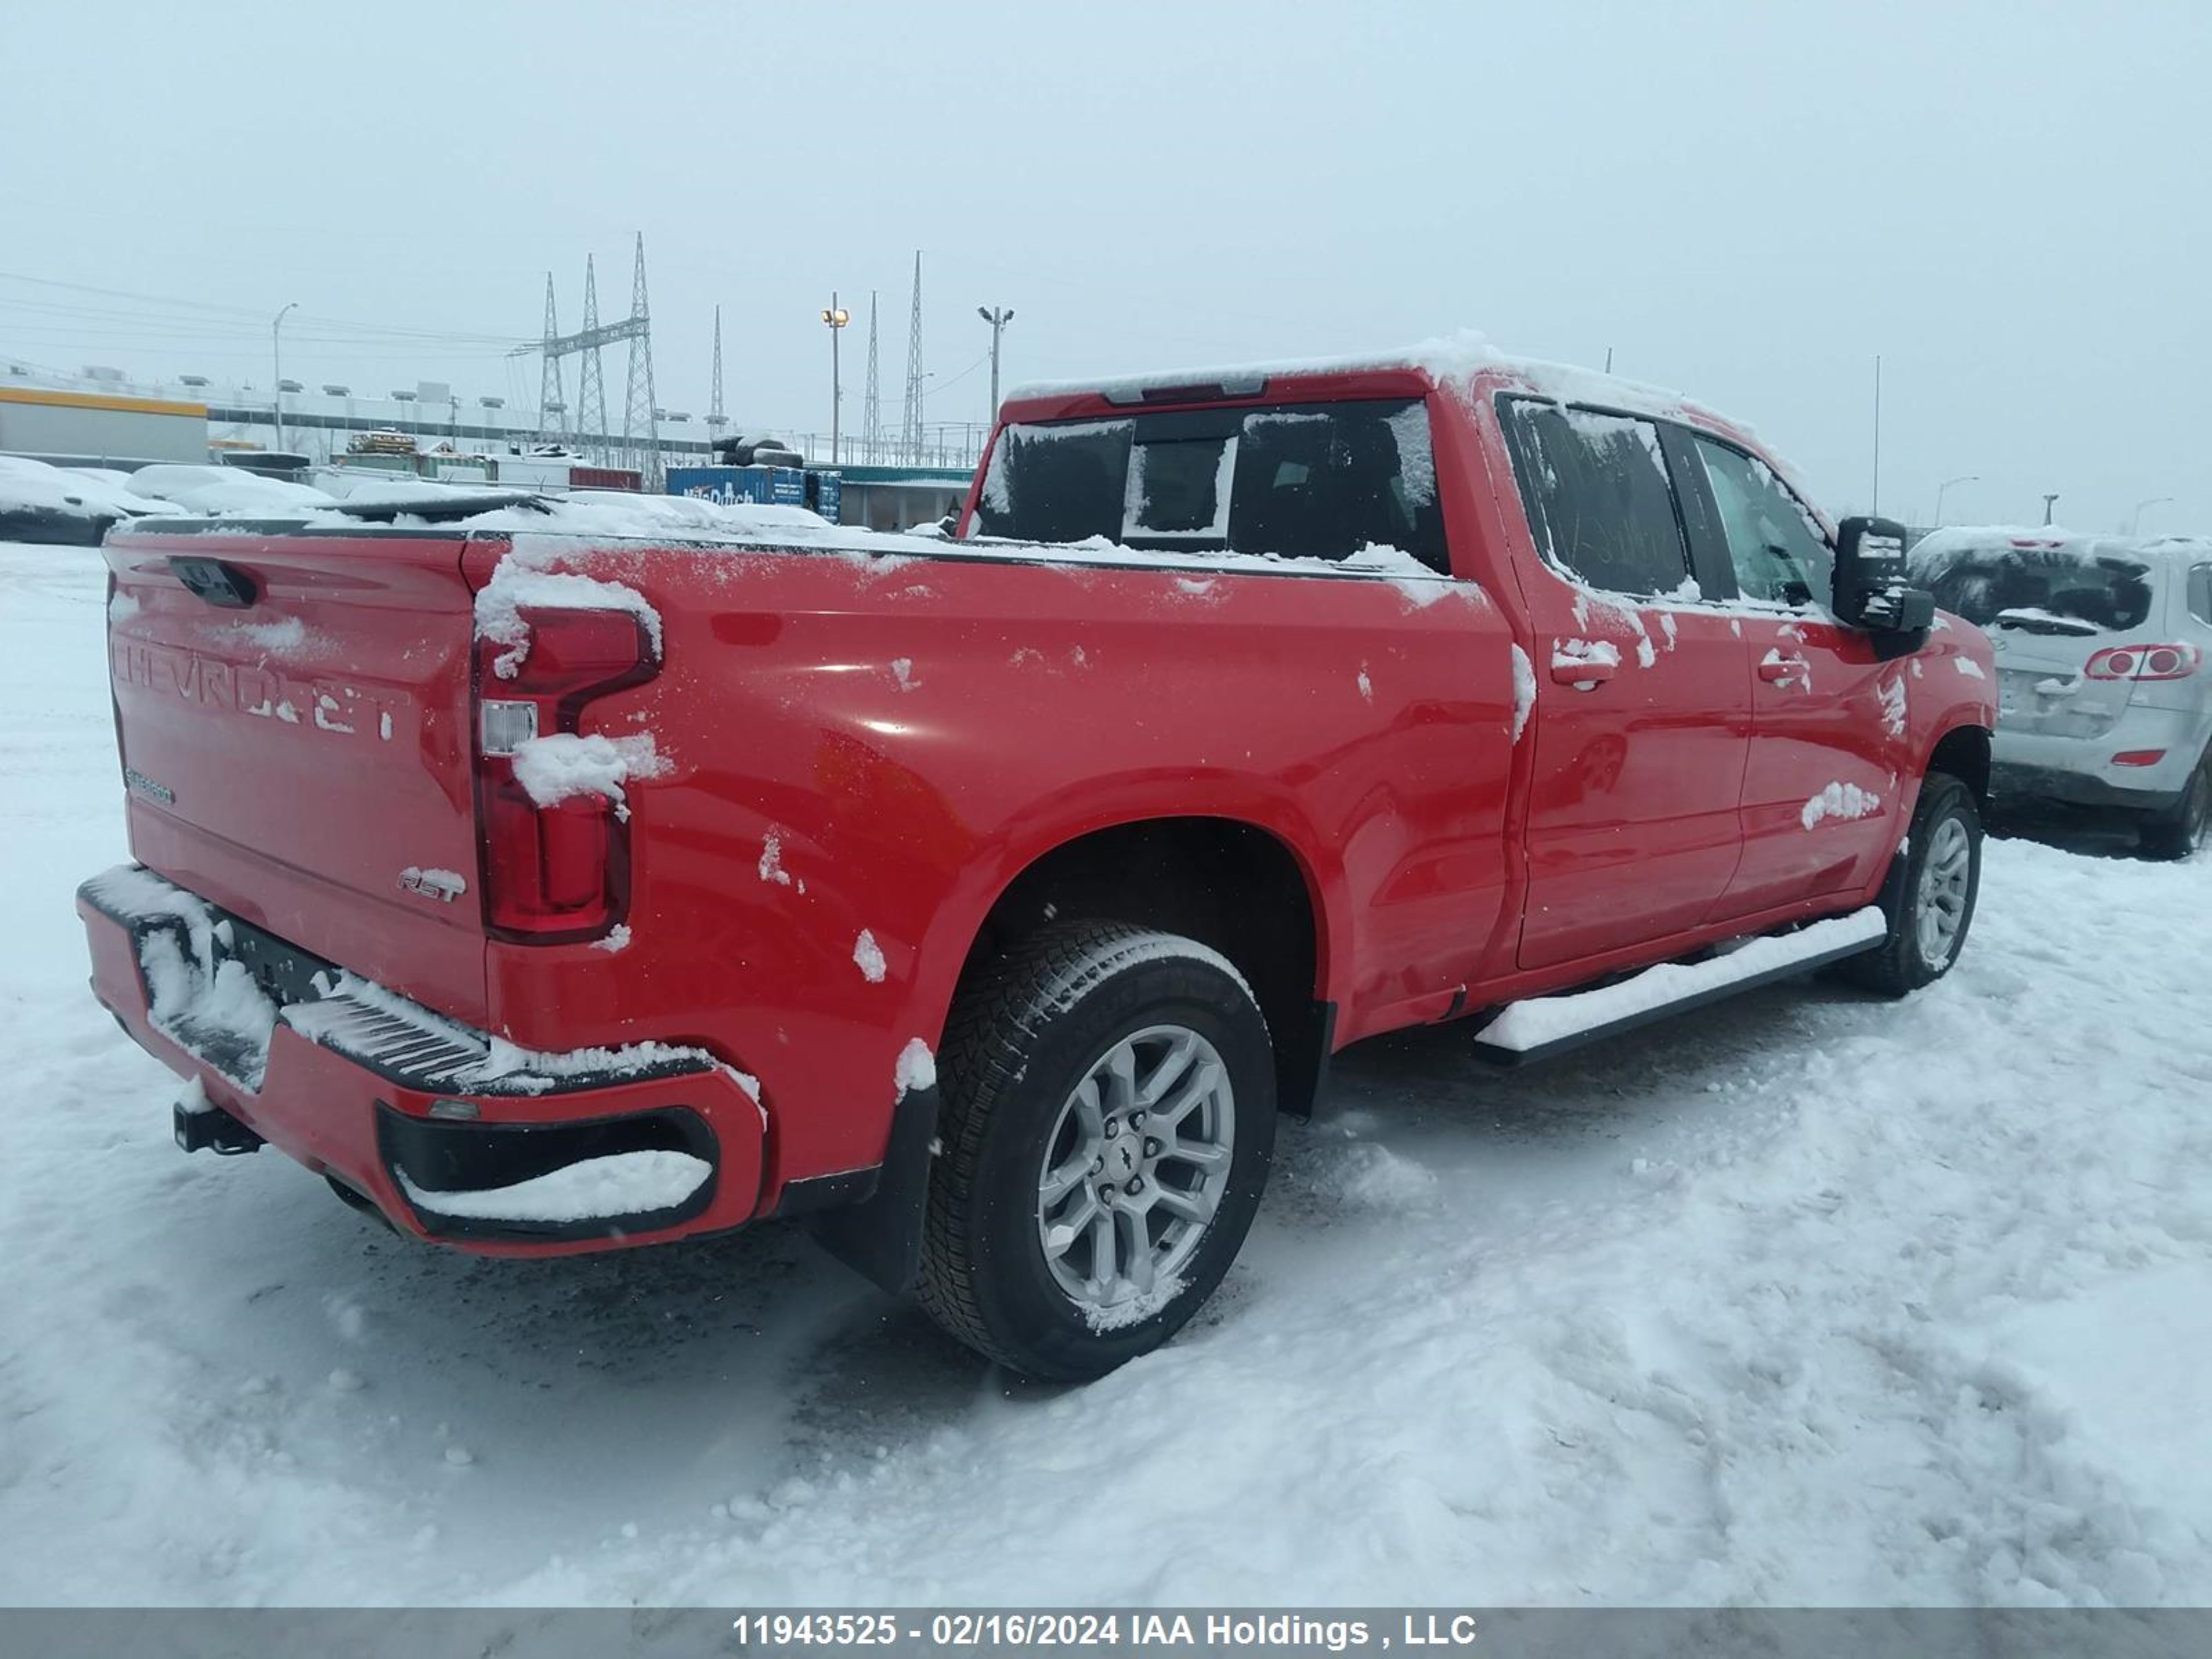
[968, 399, 1448, 572]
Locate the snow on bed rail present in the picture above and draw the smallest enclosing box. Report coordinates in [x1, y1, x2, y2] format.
[1478, 908, 1888, 1055]
[396, 1150, 711, 1224]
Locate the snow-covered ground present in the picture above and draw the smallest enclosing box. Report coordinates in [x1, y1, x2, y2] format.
[2, 536, 2208, 1608]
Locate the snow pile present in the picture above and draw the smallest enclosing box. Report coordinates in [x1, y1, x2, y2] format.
[473, 561, 665, 680]
[1479, 908, 1888, 1054]
[1801, 782, 1884, 831]
[82, 865, 279, 1090]
[894, 1038, 936, 1098]
[853, 930, 887, 984]
[1509, 644, 1536, 741]
[1955, 656, 1987, 680]
[509, 732, 669, 813]
[397, 1151, 711, 1224]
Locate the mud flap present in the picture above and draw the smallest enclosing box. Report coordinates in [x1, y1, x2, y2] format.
[803, 1082, 940, 1296]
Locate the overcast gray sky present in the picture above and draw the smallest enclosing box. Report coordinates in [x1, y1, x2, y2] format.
[3, 1, 2207, 532]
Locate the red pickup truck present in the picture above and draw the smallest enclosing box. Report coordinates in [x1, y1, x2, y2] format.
[80, 343, 1996, 1379]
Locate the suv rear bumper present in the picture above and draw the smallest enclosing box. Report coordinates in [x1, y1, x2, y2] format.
[78, 865, 765, 1255]
[1992, 715, 2202, 814]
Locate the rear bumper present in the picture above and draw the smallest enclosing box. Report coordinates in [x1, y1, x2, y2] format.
[1991, 714, 2202, 814]
[78, 865, 765, 1255]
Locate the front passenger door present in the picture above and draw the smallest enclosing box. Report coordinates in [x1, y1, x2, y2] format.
[1685, 437, 1906, 914]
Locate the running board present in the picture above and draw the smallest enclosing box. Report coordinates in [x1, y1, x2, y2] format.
[1472, 907, 1888, 1067]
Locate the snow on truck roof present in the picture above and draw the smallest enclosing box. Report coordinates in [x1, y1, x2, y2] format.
[1004, 328, 1728, 431]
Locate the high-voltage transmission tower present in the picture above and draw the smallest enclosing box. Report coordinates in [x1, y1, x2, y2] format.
[621, 234, 662, 487]
[532, 234, 661, 483]
[535, 274, 568, 445]
[705, 304, 728, 447]
[861, 291, 881, 464]
[573, 255, 609, 458]
[901, 252, 925, 465]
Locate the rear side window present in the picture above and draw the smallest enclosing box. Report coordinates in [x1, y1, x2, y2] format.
[2188, 565, 2212, 626]
[1501, 400, 1691, 597]
[1913, 541, 2155, 634]
[971, 399, 1447, 570]
[973, 418, 1132, 547]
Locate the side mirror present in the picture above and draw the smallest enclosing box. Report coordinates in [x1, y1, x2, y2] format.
[1835, 516, 1936, 633]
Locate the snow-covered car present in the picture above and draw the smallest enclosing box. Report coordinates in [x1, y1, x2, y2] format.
[0, 456, 171, 545]
[1911, 529, 2212, 857]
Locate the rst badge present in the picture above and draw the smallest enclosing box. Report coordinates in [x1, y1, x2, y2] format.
[396, 867, 467, 904]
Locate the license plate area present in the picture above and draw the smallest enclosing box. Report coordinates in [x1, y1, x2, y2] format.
[216, 912, 338, 1009]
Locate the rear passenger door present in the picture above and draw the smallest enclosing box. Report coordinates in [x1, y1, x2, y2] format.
[1497, 400, 1753, 971]
[1678, 435, 1904, 913]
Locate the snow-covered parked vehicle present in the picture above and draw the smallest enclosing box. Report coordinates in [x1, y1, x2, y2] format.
[78, 341, 1996, 1378]
[1910, 528, 2212, 857]
[0, 455, 171, 545]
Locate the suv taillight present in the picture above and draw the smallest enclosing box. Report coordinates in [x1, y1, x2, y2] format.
[474, 608, 659, 942]
[2085, 643, 2202, 682]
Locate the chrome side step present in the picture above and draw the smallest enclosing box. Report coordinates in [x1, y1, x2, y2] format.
[1471, 907, 1888, 1068]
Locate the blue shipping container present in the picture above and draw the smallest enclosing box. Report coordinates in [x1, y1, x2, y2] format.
[666, 465, 770, 505]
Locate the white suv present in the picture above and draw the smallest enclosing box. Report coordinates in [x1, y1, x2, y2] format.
[1911, 529, 2212, 858]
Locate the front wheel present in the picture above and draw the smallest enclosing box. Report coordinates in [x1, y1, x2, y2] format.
[1835, 771, 1983, 997]
[917, 921, 1277, 1381]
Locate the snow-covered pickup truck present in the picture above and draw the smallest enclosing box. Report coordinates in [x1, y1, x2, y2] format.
[79, 342, 1996, 1379]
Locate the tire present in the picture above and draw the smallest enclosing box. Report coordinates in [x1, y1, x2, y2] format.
[1835, 771, 1983, 997]
[2138, 753, 2211, 861]
[917, 921, 1277, 1381]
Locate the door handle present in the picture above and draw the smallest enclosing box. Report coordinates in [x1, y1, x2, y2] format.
[1758, 651, 1809, 685]
[1550, 655, 1618, 687]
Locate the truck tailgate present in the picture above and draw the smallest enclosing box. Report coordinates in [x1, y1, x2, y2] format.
[104, 528, 488, 1027]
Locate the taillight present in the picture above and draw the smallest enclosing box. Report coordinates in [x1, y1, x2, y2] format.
[2086, 643, 2201, 682]
[474, 608, 659, 942]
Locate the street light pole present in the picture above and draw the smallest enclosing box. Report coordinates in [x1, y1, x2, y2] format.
[977, 306, 1014, 421]
[2041, 493, 2060, 526]
[2128, 496, 2173, 536]
[820, 294, 851, 465]
[1933, 474, 1978, 526]
[272, 301, 299, 453]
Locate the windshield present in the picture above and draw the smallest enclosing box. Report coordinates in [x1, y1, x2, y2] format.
[1915, 541, 2154, 633]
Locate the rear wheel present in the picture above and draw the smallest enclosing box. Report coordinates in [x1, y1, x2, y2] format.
[2139, 754, 2211, 861]
[917, 921, 1277, 1381]
[1835, 771, 1983, 997]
